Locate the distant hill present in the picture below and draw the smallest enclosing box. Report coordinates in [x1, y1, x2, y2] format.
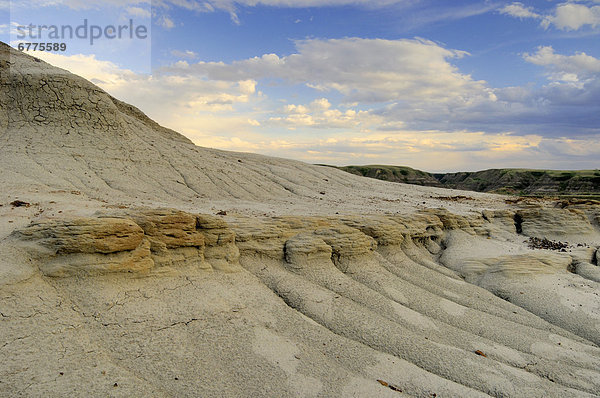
[340, 165, 442, 187]
[336, 165, 600, 197]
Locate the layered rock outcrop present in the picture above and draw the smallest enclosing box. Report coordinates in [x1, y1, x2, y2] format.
[516, 207, 597, 239]
[13, 205, 599, 279]
[11, 209, 240, 276]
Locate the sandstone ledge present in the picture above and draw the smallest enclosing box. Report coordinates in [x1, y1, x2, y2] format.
[11, 209, 240, 276]
[11, 205, 600, 281]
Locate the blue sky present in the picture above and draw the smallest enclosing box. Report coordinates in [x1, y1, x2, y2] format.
[2, 0, 600, 172]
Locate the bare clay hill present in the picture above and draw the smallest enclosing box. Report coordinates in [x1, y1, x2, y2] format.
[1, 41, 600, 397]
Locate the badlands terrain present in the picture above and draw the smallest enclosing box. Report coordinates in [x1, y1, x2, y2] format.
[1, 41, 600, 397]
[339, 165, 600, 197]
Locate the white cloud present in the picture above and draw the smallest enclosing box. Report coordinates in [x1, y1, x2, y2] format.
[257, 130, 600, 172]
[268, 98, 384, 130]
[171, 49, 199, 60]
[501, 2, 600, 31]
[22, 48, 600, 170]
[212, 129, 549, 172]
[30, 51, 259, 116]
[157, 15, 176, 29]
[161, 38, 600, 140]
[542, 3, 600, 30]
[126, 6, 151, 18]
[523, 46, 600, 82]
[29, 51, 272, 155]
[499, 2, 541, 19]
[166, 37, 491, 105]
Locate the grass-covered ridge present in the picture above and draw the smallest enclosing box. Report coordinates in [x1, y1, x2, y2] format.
[332, 165, 600, 197]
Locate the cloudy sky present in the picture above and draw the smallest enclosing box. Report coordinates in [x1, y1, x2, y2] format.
[3, 0, 600, 172]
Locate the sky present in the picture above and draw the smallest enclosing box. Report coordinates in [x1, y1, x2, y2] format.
[2, 0, 600, 172]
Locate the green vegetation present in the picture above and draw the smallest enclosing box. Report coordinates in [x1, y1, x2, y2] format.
[329, 165, 600, 197]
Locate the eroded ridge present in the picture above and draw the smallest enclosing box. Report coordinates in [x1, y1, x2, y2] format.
[4, 205, 600, 397]
[11, 209, 241, 276]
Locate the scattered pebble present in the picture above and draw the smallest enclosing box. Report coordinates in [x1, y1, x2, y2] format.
[527, 237, 569, 251]
[432, 195, 474, 201]
[10, 200, 30, 208]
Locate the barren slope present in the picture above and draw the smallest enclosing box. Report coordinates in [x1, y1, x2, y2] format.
[1, 42, 600, 398]
[0, 42, 504, 217]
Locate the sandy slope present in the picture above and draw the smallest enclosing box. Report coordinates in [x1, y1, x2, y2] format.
[1, 41, 600, 397]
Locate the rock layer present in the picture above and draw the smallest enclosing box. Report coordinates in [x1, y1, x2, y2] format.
[11, 209, 241, 276]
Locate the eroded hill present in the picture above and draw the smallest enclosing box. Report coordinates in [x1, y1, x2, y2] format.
[1, 42, 600, 397]
[339, 165, 600, 197]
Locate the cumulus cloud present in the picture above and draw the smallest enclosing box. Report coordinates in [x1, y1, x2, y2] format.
[267, 98, 384, 130]
[499, 2, 541, 19]
[257, 130, 600, 172]
[30, 51, 260, 118]
[541, 2, 600, 30]
[161, 37, 600, 139]
[166, 37, 491, 104]
[354, 45, 600, 138]
[21, 37, 600, 170]
[221, 129, 566, 172]
[28, 51, 273, 155]
[523, 46, 600, 82]
[501, 1, 600, 31]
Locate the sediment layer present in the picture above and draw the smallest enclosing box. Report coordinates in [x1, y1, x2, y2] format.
[3, 204, 599, 397]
